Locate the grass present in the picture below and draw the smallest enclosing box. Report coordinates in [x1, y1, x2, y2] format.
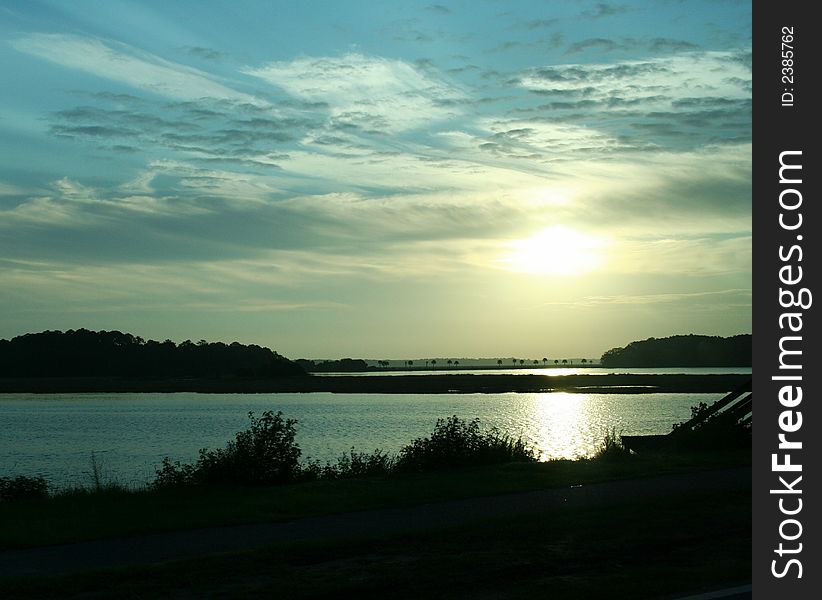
[0, 485, 751, 599]
[0, 447, 750, 551]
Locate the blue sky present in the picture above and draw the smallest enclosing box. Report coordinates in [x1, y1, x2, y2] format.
[0, 0, 751, 359]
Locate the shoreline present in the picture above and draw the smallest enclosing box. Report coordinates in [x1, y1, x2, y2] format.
[0, 373, 751, 394]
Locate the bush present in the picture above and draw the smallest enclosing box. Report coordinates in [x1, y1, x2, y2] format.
[0, 475, 50, 502]
[154, 411, 301, 487]
[395, 415, 537, 472]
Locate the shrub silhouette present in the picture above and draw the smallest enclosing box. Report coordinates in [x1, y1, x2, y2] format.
[154, 411, 301, 487]
[0, 475, 49, 502]
[154, 413, 537, 487]
[303, 448, 395, 480]
[591, 428, 631, 461]
[395, 415, 536, 472]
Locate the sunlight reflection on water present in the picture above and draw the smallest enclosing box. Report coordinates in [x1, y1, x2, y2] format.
[0, 392, 714, 487]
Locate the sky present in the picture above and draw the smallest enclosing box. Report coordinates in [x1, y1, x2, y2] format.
[0, 0, 752, 360]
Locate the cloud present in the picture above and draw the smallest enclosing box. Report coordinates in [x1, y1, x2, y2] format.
[425, 4, 452, 15]
[565, 38, 621, 55]
[520, 51, 750, 104]
[243, 53, 465, 132]
[648, 38, 700, 53]
[45, 98, 319, 168]
[472, 118, 627, 160]
[610, 236, 752, 275]
[181, 46, 226, 61]
[11, 33, 257, 103]
[524, 19, 559, 30]
[514, 50, 750, 149]
[580, 2, 630, 20]
[566, 288, 751, 307]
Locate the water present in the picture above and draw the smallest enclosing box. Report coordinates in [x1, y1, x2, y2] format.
[0, 391, 720, 488]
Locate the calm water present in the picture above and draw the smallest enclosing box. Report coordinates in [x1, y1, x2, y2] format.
[0, 391, 722, 488]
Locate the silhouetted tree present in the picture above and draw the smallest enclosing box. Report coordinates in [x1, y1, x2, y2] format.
[600, 334, 752, 367]
[0, 330, 304, 378]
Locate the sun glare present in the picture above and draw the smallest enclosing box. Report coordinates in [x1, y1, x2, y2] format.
[501, 226, 605, 276]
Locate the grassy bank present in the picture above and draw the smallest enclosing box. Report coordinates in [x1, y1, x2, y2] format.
[0, 447, 750, 551]
[1, 480, 750, 599]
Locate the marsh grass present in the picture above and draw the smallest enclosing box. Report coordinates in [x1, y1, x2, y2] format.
[303, 448, 395, 480]
[590, 427, 631, 461]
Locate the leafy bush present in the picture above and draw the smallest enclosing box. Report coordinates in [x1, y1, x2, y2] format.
[0, 475, 49, 502]
[154, 411, 301, 487]
[395, 415, 537, 472]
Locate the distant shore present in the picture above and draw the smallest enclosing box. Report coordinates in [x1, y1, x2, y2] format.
[0, 373, 751, 394]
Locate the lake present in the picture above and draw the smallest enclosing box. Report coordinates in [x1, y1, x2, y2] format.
[0, 390, 728, 488]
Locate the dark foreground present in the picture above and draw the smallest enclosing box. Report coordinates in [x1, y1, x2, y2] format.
[0, 466, 751, 599]
[0, 373, 751, 394]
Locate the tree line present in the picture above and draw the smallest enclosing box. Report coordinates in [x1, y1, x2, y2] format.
[0, 329, 305, 378]
[599, 334, 752, 367]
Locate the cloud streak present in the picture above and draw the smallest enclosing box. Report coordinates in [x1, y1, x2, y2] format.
[11, 33, 257, 103]
[243, 53, 465, 132]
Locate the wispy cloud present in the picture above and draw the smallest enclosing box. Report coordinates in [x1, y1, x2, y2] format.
[425, 4, 452, 15]
[520, 50, 750, 104]
[580, 2, 630, 20]
[545, 288, 752, 308]
[243, 53, 465, 132]
[11, 33, 256, 103]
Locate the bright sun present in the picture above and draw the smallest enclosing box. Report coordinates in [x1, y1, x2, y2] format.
[500, 226, 606, 276]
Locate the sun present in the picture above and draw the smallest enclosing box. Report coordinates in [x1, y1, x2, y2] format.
[500, 226, 606, 276]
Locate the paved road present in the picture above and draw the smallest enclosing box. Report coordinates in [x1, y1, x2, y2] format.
[0, 466, 751, 579]
[668, 584, 752, 599]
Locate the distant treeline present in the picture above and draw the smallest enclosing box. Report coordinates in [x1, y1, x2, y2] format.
[0, 329, 305, 378]
[295, 358, 371, 372]
[599, 334, 752, 367]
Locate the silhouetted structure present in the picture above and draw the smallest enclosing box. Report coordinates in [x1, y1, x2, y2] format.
[0, 329, 304, 378]
[600, 334, 751, 367]
[622, 379, 752, 452]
